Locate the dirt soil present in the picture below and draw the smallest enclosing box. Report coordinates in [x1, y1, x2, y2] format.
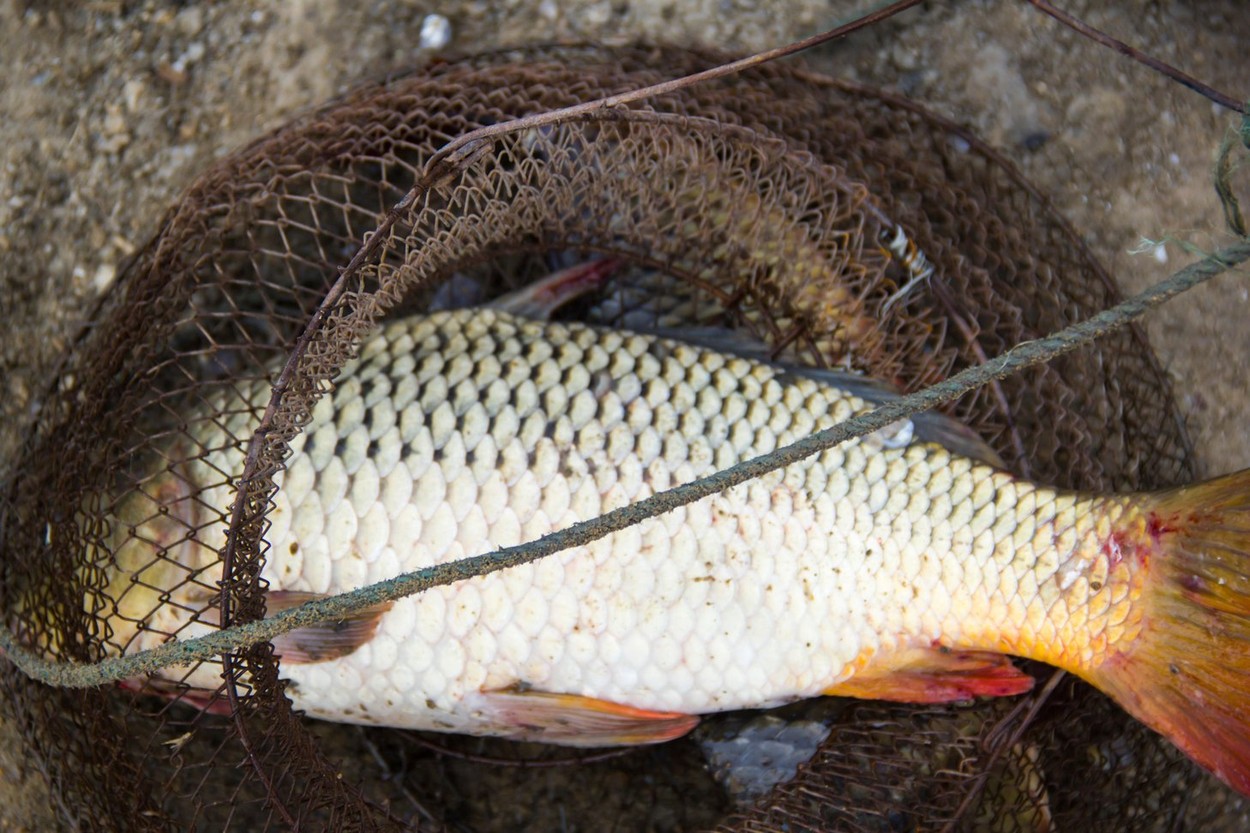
[2, 0, 1248, 830]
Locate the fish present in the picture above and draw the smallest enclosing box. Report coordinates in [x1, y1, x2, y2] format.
[75, 277, 1250, 798]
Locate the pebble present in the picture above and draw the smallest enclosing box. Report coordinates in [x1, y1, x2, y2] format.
[891, 42, 920, 71]
[102, 104, 127, 136]
[962, 43, 1050, 147]
[418, 14, 452, 50]
[122, 79, 144, 113]
[92, 262, 117, 293]
[99, 104, 130, 153]
[110, 234, 136, 257]
[177, 6, 205, 37]
[156, 61, 187, 85]
[5, 372, 29, 411]
[582, 1, 612, 27]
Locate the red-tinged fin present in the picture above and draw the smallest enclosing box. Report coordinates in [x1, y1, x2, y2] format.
[1088, 469, 1250, 797]
[489, 258, 621, 320]
[264, 590, 394, 664]
[466, 686, 699, 747]
[824, 647, 1034, 703]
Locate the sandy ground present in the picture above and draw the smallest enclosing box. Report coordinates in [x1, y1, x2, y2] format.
[1, 0, 1248, 829]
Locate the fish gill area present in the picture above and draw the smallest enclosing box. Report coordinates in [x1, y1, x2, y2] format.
[1, 1, 1249, 832]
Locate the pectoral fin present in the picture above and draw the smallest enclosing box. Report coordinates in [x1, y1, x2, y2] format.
[467, 686, 699, 747]
[635, 328, 1006, 468]
[265, 590, 394, 664]
[825, 647, 1034, 703]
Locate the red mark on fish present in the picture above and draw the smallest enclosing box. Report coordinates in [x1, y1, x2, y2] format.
[1147, 512, 1179, 545]
[1101, 531, 1126, 571]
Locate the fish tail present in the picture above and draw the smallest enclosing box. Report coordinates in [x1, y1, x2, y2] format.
[1087, 468, 1250, 795]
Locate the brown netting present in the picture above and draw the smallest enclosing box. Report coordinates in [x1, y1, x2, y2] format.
[0, 44, 1238, 832]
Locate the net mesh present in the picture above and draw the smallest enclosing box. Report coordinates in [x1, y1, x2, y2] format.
[1, 44, 1239, 832]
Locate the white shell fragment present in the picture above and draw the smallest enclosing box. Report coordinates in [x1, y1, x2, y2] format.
[418, 14, 452, 51]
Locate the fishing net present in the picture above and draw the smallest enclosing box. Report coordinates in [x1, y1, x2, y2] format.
[0, 44, 1239, 831]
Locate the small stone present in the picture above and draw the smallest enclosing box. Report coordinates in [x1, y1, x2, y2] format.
[963, 43, 1050, 147]
[156, 61, 187, 85]
[891, 43, 920, 71]
[122, 79, 144, 113]
[583, 1, 612, 27]
[92, 262, 116, 293]
[110, 234, 136, 257]
[7, 372, 30, 411]
[102, 103, 127, 135]
[99, 133, 130, 154]
[176, 6, 204, 37]
[418, 14, 452, 50]
[182, 41, 206, 65]
[100, 104, 130, 152]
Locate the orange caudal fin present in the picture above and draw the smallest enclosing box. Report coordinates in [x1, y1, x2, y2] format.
[1088, 469, 1250, 796]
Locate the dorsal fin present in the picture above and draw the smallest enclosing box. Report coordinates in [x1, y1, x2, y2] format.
[637, 325, 1006, 468]
[487, 259, 621, 320]
[781, 366, 1007, 469]
[487, 275, 1005, 468]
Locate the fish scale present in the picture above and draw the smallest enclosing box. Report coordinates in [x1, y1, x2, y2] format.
[144, 307, 1124, 738]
